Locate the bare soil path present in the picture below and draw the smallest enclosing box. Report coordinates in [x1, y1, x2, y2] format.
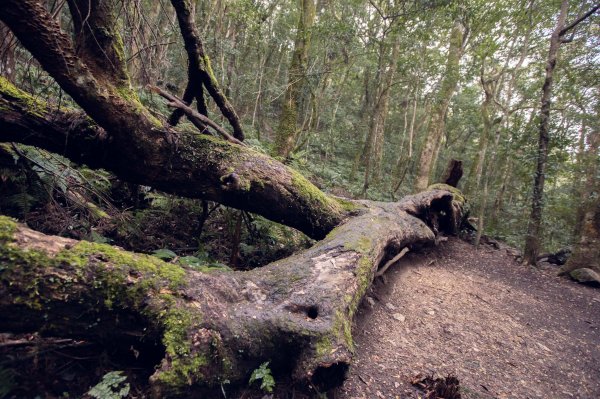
[335, 238, 600, 399]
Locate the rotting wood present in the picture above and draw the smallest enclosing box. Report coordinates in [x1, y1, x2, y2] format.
[0, 187, 465, 396]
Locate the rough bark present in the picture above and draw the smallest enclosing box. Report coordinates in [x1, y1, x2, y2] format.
[66, 0, 131, 86]
[0, 78, 345, 239]
[0, 21, 16, 82]
[440, 159, 463, 188]
[560, 128, 599, 274]
[523, 0, 569, 264]
[414, 20, 466, 192]
[0, 187, 465, 396]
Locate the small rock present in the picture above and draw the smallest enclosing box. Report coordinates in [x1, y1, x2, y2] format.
[385, 303, 397, 310]
[570, 268, 600, 286]
[392, 313, 406, 322]
[426, 309, 435, 315]
[366, 296, 376, 307]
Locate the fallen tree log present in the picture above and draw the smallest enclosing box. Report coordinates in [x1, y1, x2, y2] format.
[0, 186, 464, 396]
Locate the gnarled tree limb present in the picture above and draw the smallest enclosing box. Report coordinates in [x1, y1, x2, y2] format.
[149, 85, 245, 146]
[168, 0, 244, 140]
[0, 78, 346, 239]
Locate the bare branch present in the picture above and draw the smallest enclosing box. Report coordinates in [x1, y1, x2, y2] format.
[559, 4, 599, 37]
[169, 0, 245, 140]
[150, 85, 246, 146]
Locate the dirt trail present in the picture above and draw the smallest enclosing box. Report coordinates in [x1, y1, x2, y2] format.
[335, 238, 600, 399]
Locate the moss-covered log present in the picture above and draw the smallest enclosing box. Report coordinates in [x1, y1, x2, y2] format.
[0, 188, 464, 396]
[0, 0, 346, 239]
[0, 78, 346, 239]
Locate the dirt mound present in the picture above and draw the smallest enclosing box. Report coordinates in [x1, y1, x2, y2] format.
[336, 237, 600, 399]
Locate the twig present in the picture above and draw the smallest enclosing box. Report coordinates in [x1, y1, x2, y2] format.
[375, 247, 409, 277]
[148, 85, 246, 146]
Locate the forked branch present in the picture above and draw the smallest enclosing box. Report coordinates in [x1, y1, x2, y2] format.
[149, 85, 245, 146]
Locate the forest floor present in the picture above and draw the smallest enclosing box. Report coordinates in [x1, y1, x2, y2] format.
[333, 237, 600, 399]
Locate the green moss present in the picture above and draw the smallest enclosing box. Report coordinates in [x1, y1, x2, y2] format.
[0, 216, 16, 242]
[156, 307, 208, 387]
[314, 335, 333, 358]
[344, 236, 372, 254]
[333, 311, 354, 351]
[0, 217, 224, 389]
[114, 86, 162, 127]
[201, 55, 220, 88]
[112, 32, 128, 74]
[428, 183, 466, 205]
[290, 170, 340, 212]
[335, 197, 361, 213]
[349, 256, 373, 314]
[0, 76, 48, 118]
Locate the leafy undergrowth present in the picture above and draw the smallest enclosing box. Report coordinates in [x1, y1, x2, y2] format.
[0, 332, 160, 398]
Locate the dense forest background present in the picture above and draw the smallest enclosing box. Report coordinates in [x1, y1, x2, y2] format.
[1, 0, 598, 256]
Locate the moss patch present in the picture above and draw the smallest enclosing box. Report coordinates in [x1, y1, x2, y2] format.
[156, 307, 208, 387]
[0, 216, 17, 242]
[0, 76, 48, 118]
[0, 218, 222, 389]
[290, 170, 340, 213]
[428, 183, 466, 205]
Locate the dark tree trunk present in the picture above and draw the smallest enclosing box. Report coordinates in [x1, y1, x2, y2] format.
[440, 159, 463, 188]
[274, 0, 316, 158]
[523, 0, 569, 264]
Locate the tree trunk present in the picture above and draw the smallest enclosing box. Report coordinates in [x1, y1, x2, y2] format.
[362, 34, 401, 195]
[0, 186, 465, 395]
[464, 64, 499, 196]
[561, 127, 599, 273]
[440, 159, 463, 187]
[572, 124, 588, 237]
[413, 20, 466, 192]
[274, 0, 316, 158]
[523, 0, 569, 265]
[0, 21, 16, 82]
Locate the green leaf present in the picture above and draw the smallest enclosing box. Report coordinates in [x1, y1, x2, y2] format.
[249, 361, 275, 393]
[87, 371, 130, 399]
[151, 248, 177, 260]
